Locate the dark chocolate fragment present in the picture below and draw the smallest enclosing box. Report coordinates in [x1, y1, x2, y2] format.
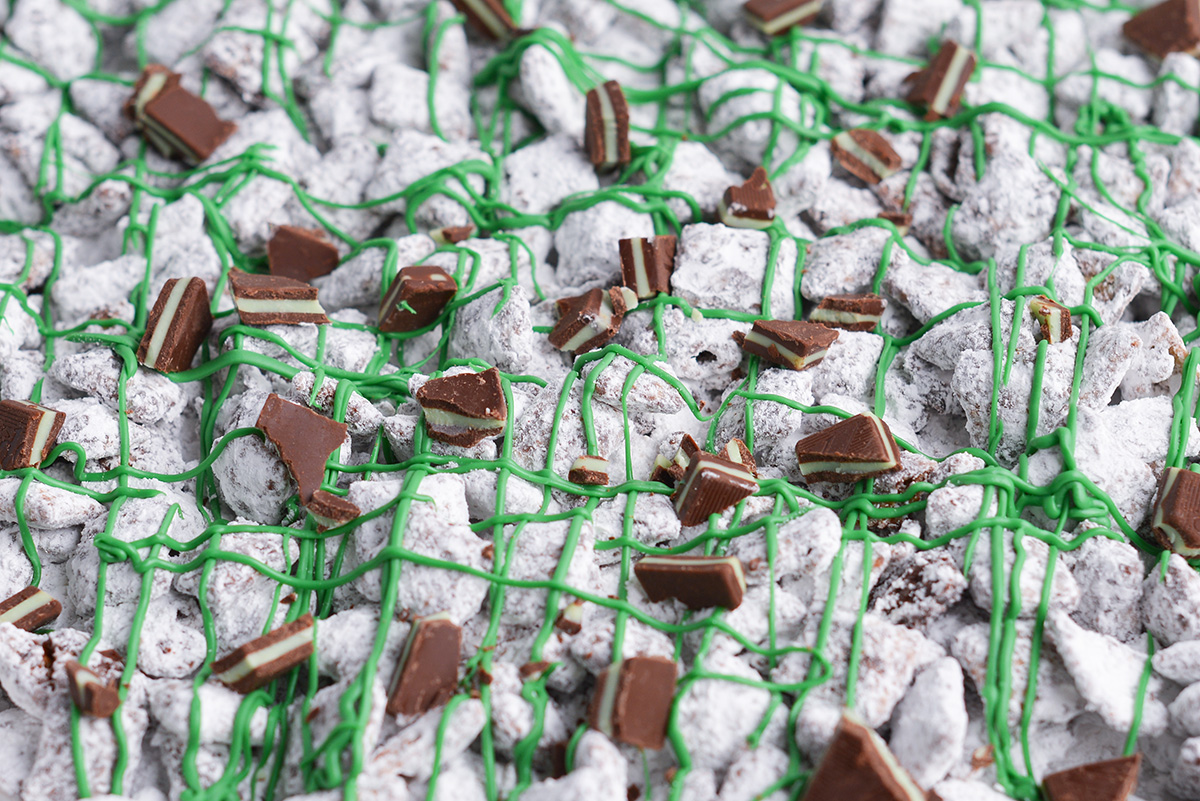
[1153, 467, 1200, 556]
[256, 394, 348, 503]
[229, 269, 328, 326]
[794, 413, 902, 483]
[267, 226, 340, 283]
[568, 455, 609, 486]
[0, 399, 66, 470]
[306, 489, 361, 530]
[555, 601, 584, 634]
[587, 656, 677, 749]
[620, 235, 676, 300]
[137, 277, 213, 373]
[1124, 0, 1200, 59]
[1042, 754, 1141, 801]
[0, 586, 62, 631]
[1029, 295, 1072, 344]
[66, 660, 121, 717]
[585, 81, 631, 171]
[434, 225, 476, 245]
[125, 64, 236, 164]
[673, 452, 759, 527]
[634, 554, 746, 610]
[386, 612, 462, 716]
[719, 166, 776, 229]
[379, 265, 458, 333]
[811, 293, 887, 333]
[212, 614, 315, 694]
[744, 0, 822, 35]
[802, 711, 926, 801]
[650, 434, 701, 487]
[830, 129, 902, 184]
[448, 0, 517, 40]
[720, 438, 758, 476]
[878, 210, 912, 234]
[416, 367, 508, 447]
[904, 40, 977, 120]
[549, 287, 636, 356]
[736, 319, 839, 371]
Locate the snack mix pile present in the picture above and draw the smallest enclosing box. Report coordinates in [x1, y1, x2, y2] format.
[6, 0, 1200, 799]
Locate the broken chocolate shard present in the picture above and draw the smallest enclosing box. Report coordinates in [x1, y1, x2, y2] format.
[744, 0, 822, 35]
[125, 64, 236, 164]
[1042, 754, 1141, 801]
[794, 413, 903, 483]
[904, 40, 977, 121]
[0, 586, 62, 631]
[386, 612, 462, 716]
[1029, 295, 1072, 344]
[306, 489, 361, 530]
[448, 0, 518, 41]
[66, 660, 121, 718]
[1124, 0, 1200, 59]
[619, 235, 676, 300]
[634, 554, 746, 610]
[803, 711, 926, 801]
[650, 434, 701, 487]
[229, 269, 329, 326]
[737, 319, 839, 371]
[549, 287, 636, 356]
[811, 293, 887, 333]
[379, 265, 458, 333]
[213, 614, 315, 694]
[585, 80, 631, 171]
[569, 455, 609, 486]
[416, 367, 508, 447]
[878, 210, 912, 235]
[721, 438, 758, 477]
[830, 129, 902, 184]
[256, 394, 348, 503]
[587, 656, 677, 750]
[433, 225, 476, 245]
[0, 399, 66, 470]
[719, 166, 776, 230]
[137, 277, 213, 373]
[673, 452, 758, 527]
[555, 601, 584, 634]
[267, 226, 340, 283]
[1153, 467, 1200, 556]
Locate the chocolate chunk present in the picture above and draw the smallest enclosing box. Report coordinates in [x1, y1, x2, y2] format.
[1042, 754, 1141, 801]
[0, 586, 62, 631]
[878, 210, 912, 235]
[386, 612, 462, 716]
[588, 656, 677, 749]
[0, 399, 65, 470]
[520, 660, 551, 680]
[433, 225, 476, 245]
[904, 40, 977, 120]
[1029, 295, 1072, 344]
[736, 319, 839, 371]
[830, 129, 902, 184]
[673, 452, 758, 527]
[137, 277, 213, 373]
[555, 601, 584, 634]
[549, 287, 637, 356]
[585, 81, 631, 171]
[1125, 0, 1200, 58]
[256, 394, 348, 503]
[1153, 467, 1200, 555]
[229, 269, 329, 326]
[569, 455, 609, 486]
[650, 434, 701, 487]
[212, 614, 315, 694]
[66, 660, 121, 718]
[306, 489, 361, 530]
[720, 438, 758, 477]
[619, 235, 676, 300]
[634, 555, 746, 609]
[379, 265, 458, 333]
[744, 0, 822, 35]
[416, 367, 508, 447]
[125, 64, 236, 164]
[267, 226, 340, 283]
[449, 0, 517, 40]
[811, 293, 887, 333]
[719, 166, 776, 229]
[794, 413, 903, 483]
[803, 712, 926, 801]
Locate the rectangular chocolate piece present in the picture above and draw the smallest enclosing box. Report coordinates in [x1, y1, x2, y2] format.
[268, 226, 340, 283]
[387, 612, 462, 716]
[449, 0, 517, 40]
[744, 0, 822, 35]
[619, 235, 676, 300]
[549, 287, 637, 356]
[585, 81, 631, 171]
[0, 586, 62, 631]
[137, 277, 213, 373]
[1124, 0, 1200, 59]
[587, 656, 677, 750]
[229, 269, 329, 326]
[737, 319, 839, 371]
[0, 399, 65, 470]
[804, 712, 926, 801]
[568, 455, 609, 486]
[810, 293, 886, 333]
[795, 413, 902, 483]
[66, 660, 121, 718]
[719, 166, 776, 230]
[416, 367, 508, 447]
[905, 40, 977, 120]
[126, 65, 236, 164]
[1029, 295, 1072, 344]
[257, 394, 348, 503]
[379, 265, 458, 333]
[830, 129, 902, 184]
[673, 452, 758, 527]
[1043, 754, 1141, 801]
[213, 614, 315, 694]
[1153, 466, 1200, 556]
[634, 555, 746, 610]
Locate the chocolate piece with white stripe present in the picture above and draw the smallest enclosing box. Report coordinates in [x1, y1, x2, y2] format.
[619, 235, 676, 299]
[267, 226, 340, 283]
[587, 656, 676, 750]
[549, 287, 637, 356]
[66, 660, 121, 717]
[1153, 467, 1200, 556]
[719, 167, 776, 230]
[449, 0, 517, 41]
[569, 455, 609, 486]
[256, 394, 348, 503]
[306, 489, 361, 530]
[650, 434, 701, 487]
[1125, 0, 1200, 59]
[634, 554, 746, 609]
[556, 601, 584, 634]
[673, 452, 758, 527]
[137, 277, 213, 373]
[124, 64, 236, 164]
[1029, 295, 1072, 344]
[904, 40, 977, 121]
[1042, 754, 1141, 801]
[0, 399, 66, 470]
[735, 320, 839, 371]
[229, 269, 329, 326]
[830, 129, 902, 184]
[794, 413, 902, 483]
[386, 612, 462, 716]
[213, 614, 315, 694]
[416, 368, 508, 447]
[744, 0, 822, 35]
[379, 265, 458, 333]
[811, 293, 886, 332]
[721, 438, 758, 477]
[0, 586, 62, 631]
[585, 81, 631, 172]
[804, 711, 926, 801]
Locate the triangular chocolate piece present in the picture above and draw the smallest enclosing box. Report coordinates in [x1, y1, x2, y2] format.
[794, 413, 902, 483]
[1042, 754, 1141, 801]
[719, 166, 776, 229]
[1124, 0, 1200, 59]
[256, 394, 348, 503]
[803, 712, 925, 801]
[267, 226, 340, 283]
[416, 368, 508, 447]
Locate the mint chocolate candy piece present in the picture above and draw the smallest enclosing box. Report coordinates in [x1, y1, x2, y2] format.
[1125, 0, 1200, 59]
[650, 434, 701, 487]
[619, 235, 675, 300]
[673, 451, 758, 527]
[569, 455, 609, 486]
[256, 394, 348, 503]
[125, 64, 236, 164]
[585, 81, 631, 171]
[736, 319, 839, 371]
[379, 265, 458, 333]
[719, 166, 776, 229]
[904, 40, 977, 120]
[802, 712, 926, 801]
[549, 287, 636, 356]
[229, 269, 329, 326]
[306, 489, 361, 530]
[267, 226, 340, 283]
[0, 399, 65, 470]
[1029, 295, 1072, 344]
[416, 367, 508, 447]
[0, 586, 62, 631]
[831, 129, 902, 185]
[744, 0, 822, 36]
[66, 660, 121, 718]
[137, 277, 213, 373]
[1042, 754, 1141, 801]
[587, 656, 677, 750]
[795, 413, 902, 483]
[634, 554, 746, 610]
[449, 0, 517, 41]
[212, 614, 315, 694]
[811, 293, 886, 333]
[386, 612, 462, 716]
[1153, 467, 1200, 555]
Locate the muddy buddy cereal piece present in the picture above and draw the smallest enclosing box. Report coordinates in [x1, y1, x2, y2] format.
[229, 268, 329, 326]
[386, 612, 461, 717]
[585, 81, 631, 172]
[212, 614, 315, 694]
[905, 40, 977, 120]
[619, 235, 676, 299]
[587, 656, 677, 749]
[267, 225, 340, 283]
[1124, 0, 1200, 59]
[736, 319, 839, 371]
[795, 413, 902, 483]
[416, 367, 508, 447]
[0, 586, 62, 632]
[831, 129, 902, 184]
[719, 166, 776, 229]
[1042, 754, 1141, 801]
[125, 64, 236, 164]
[378, 264, 458, 333]
[136, 277, 213, 373]
[634, 554, 746, 610]
[0, 399, 64, 470]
